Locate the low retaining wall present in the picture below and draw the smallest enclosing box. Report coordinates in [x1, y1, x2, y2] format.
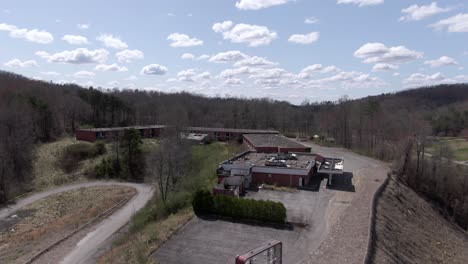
[363, 174, 392, 264]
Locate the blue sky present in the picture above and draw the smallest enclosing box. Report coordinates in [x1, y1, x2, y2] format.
[1, 0, 467, 104]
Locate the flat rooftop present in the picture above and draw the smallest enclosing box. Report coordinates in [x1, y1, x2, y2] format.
[77, 125, 166, 132]
[180, 133, 208, 141]
[78, 126, 279, 134]
[317, 158, 344, 174]
[243, 134, 310, 149]
[228, 152, 316, 170]
[186, 127, 279, 134]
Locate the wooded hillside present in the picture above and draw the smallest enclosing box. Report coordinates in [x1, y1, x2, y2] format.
[0, 70, 467, 228]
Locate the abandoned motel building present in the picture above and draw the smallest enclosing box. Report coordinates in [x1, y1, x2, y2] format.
[75, 125, 344, 196]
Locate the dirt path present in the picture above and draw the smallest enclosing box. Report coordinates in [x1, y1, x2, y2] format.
[0, 181, 154, 264]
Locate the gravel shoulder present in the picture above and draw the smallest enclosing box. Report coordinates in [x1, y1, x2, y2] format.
[299, 142, 389, 264]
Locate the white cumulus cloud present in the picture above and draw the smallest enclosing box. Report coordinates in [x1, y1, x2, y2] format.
[197, 54, 210, 60]
[305, 17, 319, 24]
[212, 21, 277, 47]
[299, 64, 340, 78]
[41, 71, 60, 76]
[115, 49, 144, 63]
[337, 0, 383, 7]
[400, 2, 451, 21]
[77, 24, 90, 30]
[62, 35, 89, 45]
[234, 56, 277, 67]
[181, 53, 195, 60]
[224, 78, 244, 85]
[212, 21, 233, 33]
[36, 48, 109, 64]
[4, 58, 38, 68]
[140, 64, 168, 75]
[176, 69, 212, 82]
[372, 63, 399, 72]
[354, 42, 423, 64]
[309, 70, 386, 89]
[167, 33, 203, 47]
[0, 23, 53, 44]
[209, 51, 248, 63]
[424, 56, 458, 67]
[95, 63, 128, 72]
[235, 0, 290, 10]
[403, 72, 454, 88]
[288, 32, 320, 44]
[97, 34, 128, 49]
[219, 67, 255, 79]
[74, 71, 95, 78]
[430, 13, 468, 32]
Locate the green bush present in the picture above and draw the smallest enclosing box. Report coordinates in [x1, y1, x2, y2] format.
[61, 142, 107, 172]
[192, 191, 287, 224]
[94, 157, 122, 179]
[192, 190, 214, 214]
[130, 192, 192, 233]
[92, 142, 106, 156]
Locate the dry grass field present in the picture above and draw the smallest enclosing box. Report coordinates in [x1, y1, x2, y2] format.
[0, 186, 136, 264]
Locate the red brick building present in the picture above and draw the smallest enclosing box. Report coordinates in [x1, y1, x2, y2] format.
[75, 125, 165, 142]
[217, 151, 318, 188]
[76, 125, 279, 142]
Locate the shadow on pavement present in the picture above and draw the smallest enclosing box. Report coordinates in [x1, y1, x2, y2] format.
[195, 214, 297, 231]
[298, 175, 325, 192]
[326, 172, 355, 192]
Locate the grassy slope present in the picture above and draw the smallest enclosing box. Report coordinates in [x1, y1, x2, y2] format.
[32, 138, 112, 189]
[98, 142, 243, 264]
[426, 138, 468, 161]
[372, 179, 468, 264]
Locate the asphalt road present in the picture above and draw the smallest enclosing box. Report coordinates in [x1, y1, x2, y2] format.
[0, 181, 154, 264]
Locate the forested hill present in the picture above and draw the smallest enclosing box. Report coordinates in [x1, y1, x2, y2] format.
[2, 70, 467, 229]
[1, 70, 467, 138]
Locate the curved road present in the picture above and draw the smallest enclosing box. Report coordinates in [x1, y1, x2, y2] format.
[0, 181, 154, 264]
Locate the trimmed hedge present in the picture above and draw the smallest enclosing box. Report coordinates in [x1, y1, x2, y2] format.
[192, 190, 287, 224]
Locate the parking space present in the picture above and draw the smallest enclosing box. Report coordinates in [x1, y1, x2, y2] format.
[153, 187, 334, 264]
[246, 187, 331, 224]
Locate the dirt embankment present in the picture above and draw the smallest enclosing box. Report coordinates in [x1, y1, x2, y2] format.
[370, 178, 468, 264]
